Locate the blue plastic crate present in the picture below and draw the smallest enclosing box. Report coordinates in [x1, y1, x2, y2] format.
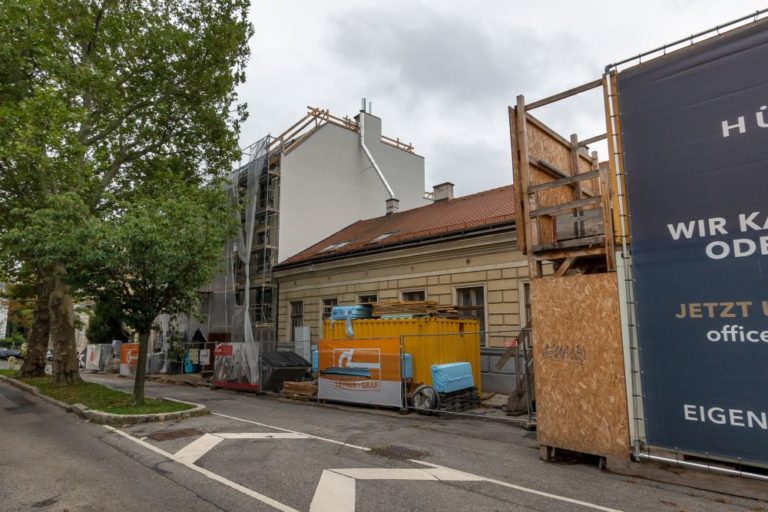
[401, 353, 413, 379]
[431, 362, 474, 393]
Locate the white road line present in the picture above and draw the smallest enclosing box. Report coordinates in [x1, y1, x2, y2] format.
[413, 460, 621, 512]
[210, 412, 623, 512]
[104, 426, 297, 512]
[104, 425, 175, 458]
[173, 434, 224, 465]
[212, 412, 372, 451]
[309, 470, 356, 512]
[333, 467, 482, 481]
[423, 467, 485, 482]
[216, 432, 309, 440]
[334, 468, 438, 480]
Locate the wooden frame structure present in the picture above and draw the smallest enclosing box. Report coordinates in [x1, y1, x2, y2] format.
[266, 106, 416, 157]
[509, 79, 618, 278]
[509, 77, 632, 462]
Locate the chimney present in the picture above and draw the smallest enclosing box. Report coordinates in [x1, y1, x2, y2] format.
[432, 182, 454, 202]
[386, 198, 399, 215]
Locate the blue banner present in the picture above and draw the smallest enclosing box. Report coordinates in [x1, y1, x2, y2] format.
[618, 21, 768, 466]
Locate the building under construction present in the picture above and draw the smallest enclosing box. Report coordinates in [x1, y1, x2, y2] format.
[184, 104, 429, 388]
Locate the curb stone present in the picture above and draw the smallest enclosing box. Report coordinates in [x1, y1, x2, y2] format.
[0, 374, 208, 425]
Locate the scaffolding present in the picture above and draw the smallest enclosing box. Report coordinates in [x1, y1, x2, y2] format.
[152, 106, 420, 388]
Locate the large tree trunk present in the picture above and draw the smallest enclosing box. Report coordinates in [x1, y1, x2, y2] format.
[19, 273, 53, 378]
[50, 266, 81, 385]
[133, 330, 150, 406]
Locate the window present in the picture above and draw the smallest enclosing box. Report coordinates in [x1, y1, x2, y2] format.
[369, 232, 394, 243]
[401, 290, 426, 302]
[290, 301, 303, 338]
[322, 298, 338, 320]
[358, 294, 378, 304]
[456, 286, 486, 344]
[320, 241, 351, 253]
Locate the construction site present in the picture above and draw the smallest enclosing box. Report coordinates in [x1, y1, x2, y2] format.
[122, 8, 768, 495]
[142, 104, 430, 390]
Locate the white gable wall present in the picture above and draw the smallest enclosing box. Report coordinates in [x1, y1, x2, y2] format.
[278, 113, 427, 262]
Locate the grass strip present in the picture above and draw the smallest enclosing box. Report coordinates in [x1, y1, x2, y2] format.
[0, 371, 193, 415]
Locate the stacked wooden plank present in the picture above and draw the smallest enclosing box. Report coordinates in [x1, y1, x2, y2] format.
[370, 301, 459, 319]
[281, 380, 317, 401]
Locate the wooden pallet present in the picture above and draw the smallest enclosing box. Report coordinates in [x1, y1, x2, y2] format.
[438, 388, 481, 412]
[281, 380, 317, 400]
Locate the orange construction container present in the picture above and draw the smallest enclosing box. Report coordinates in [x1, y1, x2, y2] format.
[323, 318, 481, 392]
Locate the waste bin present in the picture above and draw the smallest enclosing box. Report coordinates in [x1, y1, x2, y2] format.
[261, 351, 311, 392]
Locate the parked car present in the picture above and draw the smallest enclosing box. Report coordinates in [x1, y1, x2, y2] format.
[2, 349, 23, 359]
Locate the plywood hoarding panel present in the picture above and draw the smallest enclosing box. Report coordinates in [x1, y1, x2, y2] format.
[531, 273, 629, 459]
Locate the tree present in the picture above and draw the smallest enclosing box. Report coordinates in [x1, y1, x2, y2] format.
[77, 184, 237, 405]
[2, 277, 51, 377]
[86, 298, 129, 345]
[0, 0, 253, 384]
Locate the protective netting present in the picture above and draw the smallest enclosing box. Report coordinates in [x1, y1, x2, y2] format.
[151, 136, 273, 387]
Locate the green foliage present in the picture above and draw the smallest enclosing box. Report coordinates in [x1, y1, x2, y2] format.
[0, 332, 26, 349]
[79, 183, 238, 334]
[8, 332, 26, 345]
[86, 298, 129, 344]
[0, 0, 253, 279]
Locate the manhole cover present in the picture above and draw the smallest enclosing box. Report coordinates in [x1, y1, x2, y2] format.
[147, 428, 203, 441]
[369, 445, 427, 461]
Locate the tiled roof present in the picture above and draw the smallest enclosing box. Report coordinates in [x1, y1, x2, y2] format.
[280, 185, 515, 266]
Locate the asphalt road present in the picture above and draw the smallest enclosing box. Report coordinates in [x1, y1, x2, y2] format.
[0, 373, 763, 512]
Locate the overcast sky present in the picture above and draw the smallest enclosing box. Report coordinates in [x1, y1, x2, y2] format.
[237, 1, 767, 197]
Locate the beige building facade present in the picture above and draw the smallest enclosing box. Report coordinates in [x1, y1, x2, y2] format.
[273, 193, 532, 348]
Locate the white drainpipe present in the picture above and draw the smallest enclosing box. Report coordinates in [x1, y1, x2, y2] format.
[359, 107, 396, 199]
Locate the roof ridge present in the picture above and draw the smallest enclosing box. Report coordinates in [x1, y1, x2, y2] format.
[357, 183, 515, 223]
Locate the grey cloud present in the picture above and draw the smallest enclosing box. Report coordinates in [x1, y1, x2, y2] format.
[328, 4, 599, 110]
[425, 136, 512, 195]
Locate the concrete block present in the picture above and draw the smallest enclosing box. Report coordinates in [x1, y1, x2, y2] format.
[398, 277, 427, 288]
[481, 372, 517, 395]
[487, 269, 502, 280]
[502, 268, 517, 279]
[487, 291, 503, 303]
[487, 279, 517, 291]
[451, 271, 487, 284]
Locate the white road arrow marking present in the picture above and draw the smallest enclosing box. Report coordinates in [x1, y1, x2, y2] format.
[106, 426, 307, 512]
[173, 434, 224, 464]
[310, 465, 621, 512]
[310, 467, 484, 512]
[310, 470, 356, 512]
[107, 417, 622, 512]
[173, 432, 310, 464]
